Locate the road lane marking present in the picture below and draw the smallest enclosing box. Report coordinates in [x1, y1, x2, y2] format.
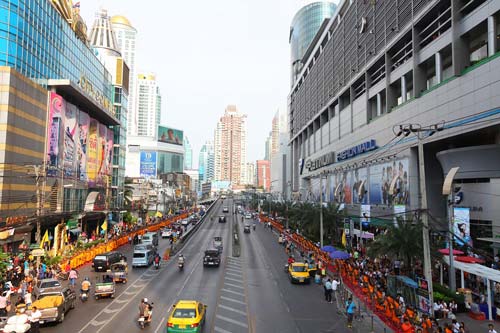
[225, 267, 241, 273]
[221, 288, 245, 296]
[176, 252, 204, 297]
[214, 326, 233, 333]
[224, 276, 242, 283]
[223, 282, 244, 289]
[218, 304, 247, 316]
[220, 296, 246, 305]
[90, 319, 107, 326]
[154, 317, 165, 333]
[215, 315, 248, 328]
[226, 271, 242, 277]
[102, 308, 119, 314]
[114, 299, 128, 304]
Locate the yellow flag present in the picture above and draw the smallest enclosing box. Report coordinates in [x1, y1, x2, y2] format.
[63, 229, 68, 244]
[168, 208, 172, 215]
[40, 230, 49, 247]
[101, 221, 107, 231]
[341, 230, 347, 247]
[96, 224, 99, 235]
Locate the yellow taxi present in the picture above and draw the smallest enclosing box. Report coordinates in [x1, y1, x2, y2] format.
[288, 262, 311, 284]
[166, 300, 207, 333]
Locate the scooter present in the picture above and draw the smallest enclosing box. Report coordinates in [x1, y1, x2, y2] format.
[178, 262, 184, 271]
[138, 311, 152, 329]
[80, 289, 89, 302]
[284, 264, 289, 273]
[154, 260, 160, 270]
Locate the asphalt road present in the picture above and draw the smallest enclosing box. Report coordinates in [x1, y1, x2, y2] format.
[41, 199, 368, 333]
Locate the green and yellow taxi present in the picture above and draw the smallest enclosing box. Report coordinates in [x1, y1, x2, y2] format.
[166, 300, 207, 332]
[288, 262, 311, 284]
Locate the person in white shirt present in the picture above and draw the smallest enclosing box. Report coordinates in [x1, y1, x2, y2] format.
[331, 278, 339, 300]
[24, 291, 32, 307]
[29, 306, 42, 333]
[489, 323, 498, 333]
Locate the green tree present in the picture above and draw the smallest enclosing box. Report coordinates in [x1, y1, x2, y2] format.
[367, 218, 423, 273]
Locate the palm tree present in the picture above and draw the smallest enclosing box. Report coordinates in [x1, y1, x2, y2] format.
[367, 218, 423, 273]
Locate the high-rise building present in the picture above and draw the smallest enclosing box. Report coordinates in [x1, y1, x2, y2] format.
[183, 136, 193, 170]
[271, 111, 280, 158]
[256, 160, 270, 192]
[245, 162, 256, 186]
[199, 140, 214, 185]
[289, 2, 337, 86]
[111, 15, 138, 136]
[264, 133, 272, 161]
[136, 73, 161, 137]
[214, 105, 247, 186]
[89, 9, 130, 210]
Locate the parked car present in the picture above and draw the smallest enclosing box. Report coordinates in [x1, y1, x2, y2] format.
[92, 251, 124, 272]
[33, 278, 61, 300]
[29, 288, 76, 323]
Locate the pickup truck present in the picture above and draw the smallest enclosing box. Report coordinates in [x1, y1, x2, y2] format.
[29, 288, 76, 324]
[203, 249, 221, 267]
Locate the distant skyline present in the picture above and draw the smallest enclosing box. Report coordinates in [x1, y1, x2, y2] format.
[81, 0, 339, 167]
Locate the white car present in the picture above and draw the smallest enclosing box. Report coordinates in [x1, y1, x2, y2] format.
[245, 213, 252, 219]
[161, 228, 172, 238]
[181, 219, 189, 226]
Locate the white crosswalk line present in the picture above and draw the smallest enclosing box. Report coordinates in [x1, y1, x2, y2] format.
[221, 288, 245, 296]
[218, 304, 247, 316]
[214, 326, 233, 333]
[220, 296, 246, 305]
[224, 282, 244, 289]
[216, 315, 248, 328]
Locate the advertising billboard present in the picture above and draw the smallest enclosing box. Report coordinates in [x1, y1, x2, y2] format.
[78, 112, 90, 181]
[454, 207, 471, 246]
[63, 103, 77, 178]
[158, 125, 183, 145]
[106, 129, 114, 176]
[97, 123, 107, 186]
[47, 92, 65, 176]
[140, 151, 157, 178]
[353, 167, 368, 204]
[87, 118, 98, 186]
[369, 159, 409, 205]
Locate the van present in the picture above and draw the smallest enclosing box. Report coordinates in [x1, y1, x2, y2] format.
[132, 249, 154, 267]
[92, 251, 123, 272]
[141, 232, 158, 246]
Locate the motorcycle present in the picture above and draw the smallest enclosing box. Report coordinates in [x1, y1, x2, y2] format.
[178, 262, 184, 271]
[284, 264, 289, 273]
[138, 311, 152, 329]
[154, 260, 160, 270]
[80, 289, 89, 302]
[253, 225, 256, 231]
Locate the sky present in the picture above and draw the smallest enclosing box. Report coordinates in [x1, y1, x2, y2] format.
[81, 0, 326, 168]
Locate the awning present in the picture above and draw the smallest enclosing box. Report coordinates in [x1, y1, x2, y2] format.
[0, 229, 15, 240]
[442, 256, 500, 282]
[66, 220, 78, 229]
[352, 229, 374, 239]
[68, 227, 82, 234]
[84, 191, 106, 212]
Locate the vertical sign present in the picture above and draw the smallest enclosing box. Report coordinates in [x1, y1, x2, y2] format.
[47, 92, 64, 176]
[63, 103, 78, 178]
[97, 123, 107, 186]
[87, 118, 98, 186]
[454, 207, 471, 246]
[140, 151, 157, 178]
[78, 112, 90, 182]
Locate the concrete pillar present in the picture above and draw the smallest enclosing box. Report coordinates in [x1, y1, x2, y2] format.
[488, 16, 498, 57]
[435, 51, 443, 84]
[401, 75, 407, 103]
[376, 93, 382, 116]
[487, 278, 492, 320]
[461, 270, 465, 289]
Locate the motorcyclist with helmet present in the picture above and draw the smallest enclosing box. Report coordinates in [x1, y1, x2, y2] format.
[81, 277, 91, 294]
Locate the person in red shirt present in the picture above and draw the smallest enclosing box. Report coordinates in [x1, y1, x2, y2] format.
[287, 256, 295, 265]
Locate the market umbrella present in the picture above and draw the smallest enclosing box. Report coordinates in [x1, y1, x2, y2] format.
[321, 245, 336, 253]
[329, 250, 350, 260]
[455, 256, 485, 264]
[438, 248, 464, 255]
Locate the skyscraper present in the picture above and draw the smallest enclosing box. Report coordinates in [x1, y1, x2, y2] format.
[214, 105, 247, 186]
[289, 2, 337, 86]
[183, 136, 193, 170]
[271, 110, 280, 158]
[136, 73, 161, 137]
[199, 140, 214, 185]
[245, 162, 255, 186]
[256, 160, 270, 192]
[264, 133, 272, 161]
[111, 15, 138, 136]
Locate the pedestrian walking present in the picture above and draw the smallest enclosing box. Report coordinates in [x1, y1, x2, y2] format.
[331, 277, 339, 300]
[68, 268, 78, 288]
[324, 278, 333, 303]
[346, 297, 356, 328]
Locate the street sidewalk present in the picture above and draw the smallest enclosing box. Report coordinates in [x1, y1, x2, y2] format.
[269, 226, 393, 332]
[437, 312, 500, 332]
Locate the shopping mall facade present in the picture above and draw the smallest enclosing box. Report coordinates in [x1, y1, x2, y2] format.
[289, 0, 500, 251]
[0, 0, 125, 250]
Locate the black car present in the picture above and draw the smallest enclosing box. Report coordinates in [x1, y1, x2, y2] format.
[244, 225, 251, 233]
[92, 251, 124, 272]
[218, 216, 226, 223]
[203, 249, 221, 267]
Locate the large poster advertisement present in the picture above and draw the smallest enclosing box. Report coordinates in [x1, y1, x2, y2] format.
[341, 170, 353, 204]
[158, 125, 183, 145]
[369, 159, 409, 206]
[310, 177, 320, 202]
[454, 207, 471, 246]
[87, 119, 98, 186]
[63, 103, 78, 178]
[361, 204, 370, 228]
[47, 92, 64, 176]
[97, 123, 107, 186]
[78, 112, 90, 182]
[105, 129, 114, 177]
[140, 151, 157, 178]
[353, 167, 368, 204]
[330, 172, 342, 204]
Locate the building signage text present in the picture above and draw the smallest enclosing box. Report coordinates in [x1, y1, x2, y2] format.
[79, 75, 114, 116]
[305, 152, 336, 172]
[337, 139, 377, 161]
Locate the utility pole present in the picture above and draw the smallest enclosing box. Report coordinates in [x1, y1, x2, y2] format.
[32, 165, 44, 270]
[320, 174, 324, 248]
[443, 167, 460, 293]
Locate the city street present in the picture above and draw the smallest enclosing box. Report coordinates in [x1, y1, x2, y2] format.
[40, 199, 359, 333]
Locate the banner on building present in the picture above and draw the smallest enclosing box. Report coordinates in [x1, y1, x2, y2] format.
[63, 103, 78, 178]
[361, 205, 370, 228]
[369, 159, 409, 206]
[157, 125, 183, 145]
[47, 92, 65, 176]
[97, 123, 107, 186]
[454, 207, 471, 246]
[140, 151, 157, 178]
[106, 129, 114, 177]
[78, 112, 90, 181]
[87, 118, 98, 186]
[353, 167, 368, 204]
